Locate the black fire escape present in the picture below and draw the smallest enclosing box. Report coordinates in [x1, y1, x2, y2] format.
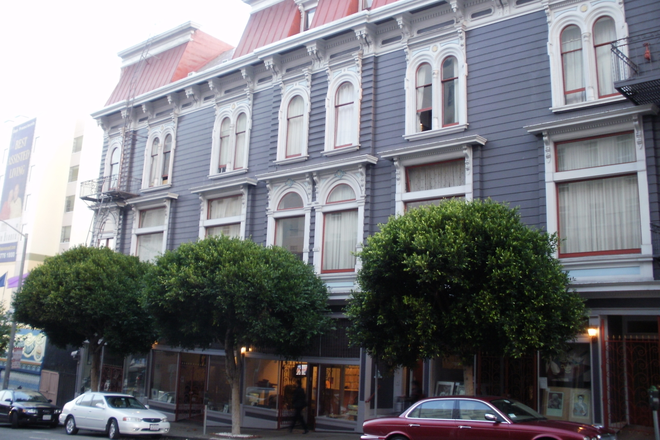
[612, 31, 660, 106]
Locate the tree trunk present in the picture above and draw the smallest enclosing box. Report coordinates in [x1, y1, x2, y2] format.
[224, 333, 244, 435]
[89, 340, 102, 392]
[463, 364, 475, 395]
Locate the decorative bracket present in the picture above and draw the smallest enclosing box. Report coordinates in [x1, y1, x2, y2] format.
[264, 54, 283, 85]
[141, 102, 153, 119]
[306, 39, 327, 70]
[354, 23, 377, 55]
[208, 78, 222, 98]
[167, 92, 180, 109]
[185, 84, 201, 101]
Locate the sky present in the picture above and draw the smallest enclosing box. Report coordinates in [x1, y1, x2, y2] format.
[0, 0, 252, 127]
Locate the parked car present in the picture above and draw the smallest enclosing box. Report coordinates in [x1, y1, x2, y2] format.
[361, 396, 617, 440]
[0, 388, 61, 428]
[59, 392, 170, 439]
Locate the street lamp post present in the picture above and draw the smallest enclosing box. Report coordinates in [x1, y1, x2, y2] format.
[1, 220, 27, 390]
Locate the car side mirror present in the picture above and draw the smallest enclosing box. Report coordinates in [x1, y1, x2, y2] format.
[145, 405, 150, 409]
[484, 413, 500, 423]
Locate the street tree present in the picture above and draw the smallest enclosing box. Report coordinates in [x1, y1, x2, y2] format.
[346, 199, 586, 393]
[143, 235, 331, 435]
[13, 246, 155, 391]
[0, 304, 11, 355]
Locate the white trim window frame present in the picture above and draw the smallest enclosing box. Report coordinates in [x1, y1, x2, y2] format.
[142, 122, 176, 190]
[323, 66, 362, 154]
[313, 168, 366, 275]
[129, 196, 175, 262]
[547, 1, 628, 112]
[276, 81, 311, 164]
[97, 211, 118, 250]
[198, 188, 248, 239]
[103, 137, 122, 192]
[265, 177, 313, 262]
[526, 105, 657, 282]
[404, 40, 468, 141]
[210, 100, 252, 178]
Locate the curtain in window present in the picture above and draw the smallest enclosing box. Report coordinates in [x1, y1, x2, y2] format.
[286, 96, 305, 157]
[335, 82, 355, 147]
[556, 133, 634, 171]
[594, 16, 616, 97]
[219, 118, 231, 171]
[161, 134, 172, 184]
[327, 184, 356, 203]
[209, 195, 242, 219]
[109, 148, 120, 190]
[323, 210, 358, 271]
[441, 57, 458, 126]
[149, 137, 160, 187]
[140, 208, 166, 228]
[206, 224, 240, 238]
[278, 192, 303, 210]
[561, 25, 585, 104]
[234, 113, 247, 169]
[416, 63, 433, 132]
[137, 232, 164, 261]
[558, 175, 640, 254]
[407, 160, 465, 192]
[275, 216, 305, 259]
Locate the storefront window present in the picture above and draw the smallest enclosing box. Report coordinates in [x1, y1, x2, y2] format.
[245, 358, 279, 409]
[207, 356, 232, 413]
[541, 343, 592, 423]
[124, 354, 148, 399]
[150, 351, 178, 403]
[318, 365, 359, 420]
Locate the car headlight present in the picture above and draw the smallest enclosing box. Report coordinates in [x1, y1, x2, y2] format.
[122, 417, 142, 422]
[161, 417, 168, 422]
[55, 409, 62, 414]
[22, 408, 38, 414]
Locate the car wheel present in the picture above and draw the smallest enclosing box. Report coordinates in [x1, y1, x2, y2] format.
[65, 416, 79, 435]
[108, 419, 120, 439]
[10, 411, 20, 429]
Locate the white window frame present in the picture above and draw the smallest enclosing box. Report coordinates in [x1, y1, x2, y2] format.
[191, 178, 255, 240]
[265, 177, 313, 263]
[103, 137, 122, 192]
[313, 168, 367, 275]
[97, 210, 118, 250]
[128, 194, 177, 261]
[404, 40, 468, 141]
[526, 104, 657, 283]
[324, 67, 362, 154]
[276, 82, 311, 164]
[210, 101, 252, 178]
[142, 122, 176, 190]
[547, 1, 628, 112]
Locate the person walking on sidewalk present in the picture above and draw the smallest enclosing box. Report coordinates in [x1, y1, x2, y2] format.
[290, 380, 309, 433]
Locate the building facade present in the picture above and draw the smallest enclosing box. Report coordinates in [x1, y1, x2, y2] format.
[87, 0, 660, 432]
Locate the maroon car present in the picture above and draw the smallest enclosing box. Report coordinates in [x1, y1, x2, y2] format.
[361, 396, 616, 440]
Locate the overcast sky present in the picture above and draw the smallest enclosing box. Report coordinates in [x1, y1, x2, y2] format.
[0, 0, 251, 127]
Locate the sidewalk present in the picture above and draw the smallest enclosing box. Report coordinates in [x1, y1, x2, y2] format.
[166, 420, 360, 440]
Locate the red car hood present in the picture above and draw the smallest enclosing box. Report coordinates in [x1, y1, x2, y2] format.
[520, 419, 613, 435]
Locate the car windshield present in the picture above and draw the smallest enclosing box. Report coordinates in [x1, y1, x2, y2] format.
[14, 391, 49, 403]
[491, 399, 546, 422]
[106, 396, 147, 409]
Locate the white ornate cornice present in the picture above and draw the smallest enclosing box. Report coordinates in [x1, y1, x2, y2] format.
[306, 39, 327, 70]
[185, 84, 201, 101]
[354, 23, 377, 55]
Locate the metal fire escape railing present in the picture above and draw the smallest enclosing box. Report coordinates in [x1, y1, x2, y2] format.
[611, 31, 660, 105]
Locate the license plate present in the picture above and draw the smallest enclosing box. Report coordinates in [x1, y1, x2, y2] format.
[43, 415, 51, 420]
[150, 424, 159, 431]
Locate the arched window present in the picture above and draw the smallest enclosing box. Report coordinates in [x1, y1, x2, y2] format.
[327, 184, 356, 203]
[334, 82, 355, 148]
[416, 63, 433, 132]
[218, 118, 231, 173]
[441, 57, 458, 127]
[287, 96, 305, 157]
[148, 137, 160, 188]
[275, 192, 305, 260]
[323, 184, 358, 272]
[109, 147, 120, 190]
[161, 134, 172, 185]
[234, 113, 247, 169]
[593, 16, 617, 98]
[561, 25, 585, 105]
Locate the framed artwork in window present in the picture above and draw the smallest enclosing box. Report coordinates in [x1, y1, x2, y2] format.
[435, 381, 454, 396]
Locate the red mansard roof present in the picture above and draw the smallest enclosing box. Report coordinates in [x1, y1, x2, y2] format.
[106, 29, 233, 106]
[233, 0, 301, 59]
[310, 0, 359, 29]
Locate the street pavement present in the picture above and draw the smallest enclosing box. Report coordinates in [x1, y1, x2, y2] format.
[167, 420, 360, 440]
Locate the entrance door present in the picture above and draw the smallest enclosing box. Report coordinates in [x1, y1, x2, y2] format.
[175, 353, 208, 421]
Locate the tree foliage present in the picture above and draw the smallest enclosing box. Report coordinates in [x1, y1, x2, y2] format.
[13, 246, 156, 391]
[346, 199, 586, 373]
[0, 304, 11, 355]
[143, 235, 331, 434]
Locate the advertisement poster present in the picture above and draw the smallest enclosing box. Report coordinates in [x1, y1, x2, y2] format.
[0, 118, 35, 263]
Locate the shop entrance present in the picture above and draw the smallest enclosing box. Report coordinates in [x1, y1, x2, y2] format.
[176, 353, 208, 421]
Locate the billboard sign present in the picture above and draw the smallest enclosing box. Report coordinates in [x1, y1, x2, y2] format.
[0, 118, 35, 262]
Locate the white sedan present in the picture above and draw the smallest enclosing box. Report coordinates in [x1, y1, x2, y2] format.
[59, 392, 170, 439]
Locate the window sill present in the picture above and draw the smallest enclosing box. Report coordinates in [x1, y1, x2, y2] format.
[550, 95, 627, 113]
[274, 155, 309, 166]
[208, 169, 248, 180]
[404, 124, 468, 142]
[322, 145, 360, 157]
[141, 183, 172, 193]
